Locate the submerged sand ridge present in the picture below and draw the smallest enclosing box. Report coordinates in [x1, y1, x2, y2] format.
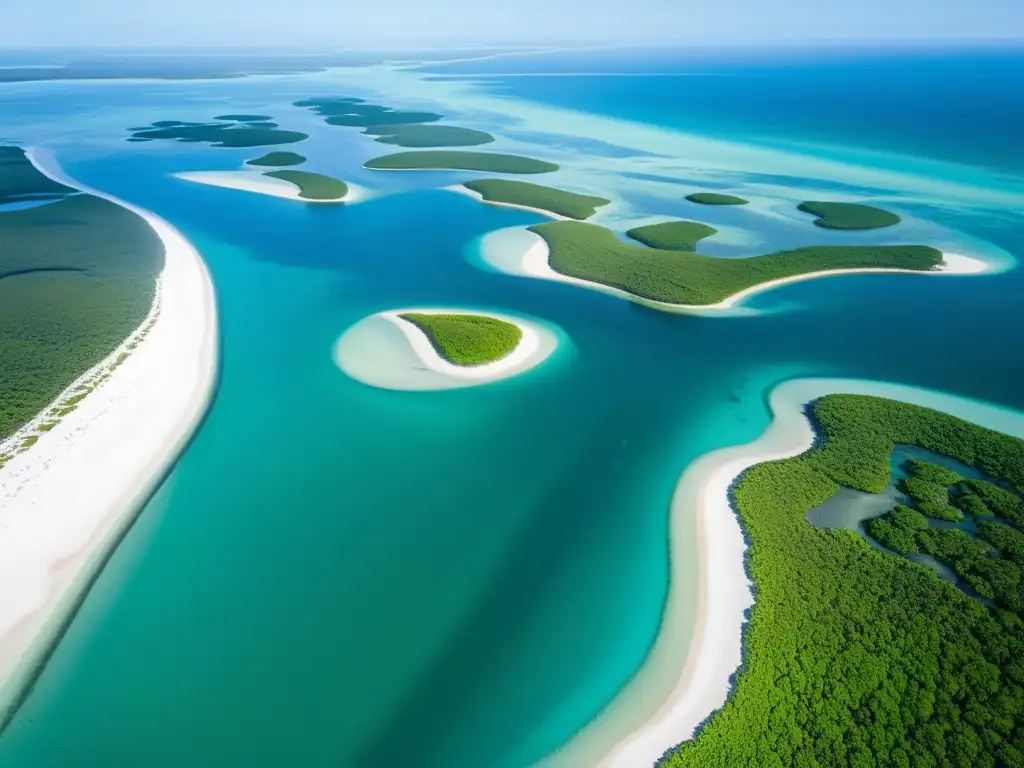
[335, 307, 563, 391]
[0, 147, 218, 720]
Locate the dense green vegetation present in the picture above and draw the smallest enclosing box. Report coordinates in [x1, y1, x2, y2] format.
[462, 179, 609, 219]
[865, 503, 929, 554]
[799, 201, 902, 230]
[917, 528, 989, 560]
[399, 313, 522, 367]
[962, 479, 1024, 525]
[245, 151, 306, 167]
[364, 124, 494, 148]
[214, 114, 272, 122]
[869, 492, 1024, 612]
[977, 521, 1024, 565]
[530, 221, 942, 305]
[900, 476, 962, 521]
[685, 192, 748, 206]
[0, 186, 162, 438]
[365, 151, 558, 174]
[0, 147, 74, 204]
[864, 457, 1015, 555]
[128, 119, 307, 148]
[959, 493, 995, 518]
[262, 170, 348, 201]
[907, 458, 963, 486]
[296, 96, 494, 147]
[664, 394, 1024, 767]
[294, 97, 442, 127]
[625, 221, 718, 251]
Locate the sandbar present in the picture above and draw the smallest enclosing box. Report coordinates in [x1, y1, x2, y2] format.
[334, 307, 561, 391]
[0, 147, 218, 721]
[174, 170, 367, 204]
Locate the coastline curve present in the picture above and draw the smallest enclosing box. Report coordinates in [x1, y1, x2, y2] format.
[0, 147, 219, 725]
[543, 376, 1024, 768]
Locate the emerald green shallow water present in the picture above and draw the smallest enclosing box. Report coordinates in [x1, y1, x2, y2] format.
[0, 49, 1021, 766]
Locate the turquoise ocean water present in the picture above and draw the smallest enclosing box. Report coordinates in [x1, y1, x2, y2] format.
[0, 47, 1021, 766]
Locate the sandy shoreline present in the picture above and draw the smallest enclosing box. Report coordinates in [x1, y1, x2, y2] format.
[478, 227, 990, 316]
[544, 377, 1024, 767]
[444, 184, 569, 220]
[0, 147, 218, 720]
[335, 307, 562, 391]
[174, 170, 367, 204]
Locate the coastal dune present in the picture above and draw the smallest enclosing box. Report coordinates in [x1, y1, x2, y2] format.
[0, 148, 218, 719]
[477, 227, 990, 316]
[335, 307, 561, 391]
[545, 377, 1024, 768]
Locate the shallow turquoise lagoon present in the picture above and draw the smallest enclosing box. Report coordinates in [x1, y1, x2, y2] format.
[0, 48, 1021, 767]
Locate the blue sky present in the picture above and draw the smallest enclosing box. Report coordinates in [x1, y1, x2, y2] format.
[2, 0, 1022, 47]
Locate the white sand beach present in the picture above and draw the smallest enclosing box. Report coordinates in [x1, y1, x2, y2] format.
[445, 184, 570, 220]
[174, 170, 366, 204]
[544, 377, 1024, 768]
[477, 227, 990, 317]
[0, 148, 218, 717]
[334, 307, 561, 391]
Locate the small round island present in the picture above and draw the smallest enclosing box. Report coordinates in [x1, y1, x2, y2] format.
[334, 308, 562, 391]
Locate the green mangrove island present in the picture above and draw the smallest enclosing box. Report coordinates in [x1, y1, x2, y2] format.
[262, 170, 348, 201]
[365, 151, 558, 174]
[463, 179, 610, 219]
[625, 220, 718, 251]
[296, 96, 497, 148]
[530, 220, 942, 305]
[686, 192, 749, 206]
[294, 96, 442, 127]
[128, 119, 307, 148]
[665, 394, 1024, 767]
[0, 148, 162, 439]
[799, 200, 902, 230]
[246, 151, 306, 167]
[399, 313, 522, 366]
[364, 124, 495, 148]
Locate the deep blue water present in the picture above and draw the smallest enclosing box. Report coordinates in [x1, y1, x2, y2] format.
[421, 45, 1024, 176]
[0, 46, 1020, 767]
